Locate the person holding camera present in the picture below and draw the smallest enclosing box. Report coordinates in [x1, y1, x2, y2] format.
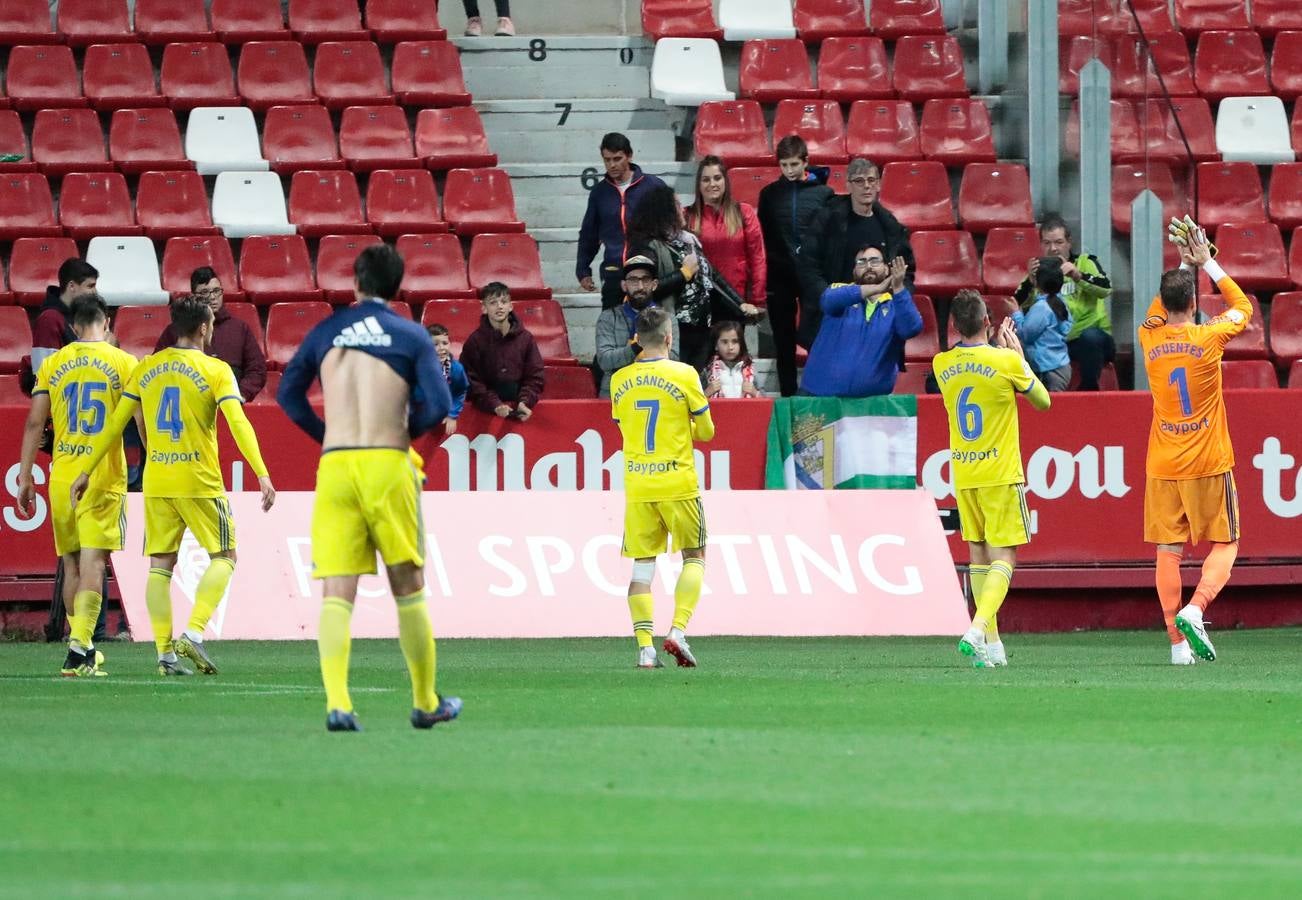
[460, 282, 545, 420]
[1007, 261, 1074, 392]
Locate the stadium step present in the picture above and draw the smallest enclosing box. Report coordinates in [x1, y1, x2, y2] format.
[491, 128, 677, 165]
[476, 98, 687, 133]
[451, 35, 655, 68]
[458, 36, 653, 100]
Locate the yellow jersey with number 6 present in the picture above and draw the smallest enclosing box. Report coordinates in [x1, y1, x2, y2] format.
[610, 357, 713, 502]
[125, 347, 242, 498]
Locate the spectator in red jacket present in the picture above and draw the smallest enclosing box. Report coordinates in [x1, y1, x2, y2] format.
[460, 282, 545, 420]
[686, 155, 767, 310]
[31, 258, 99, 375]
[154, 267, 268, 402]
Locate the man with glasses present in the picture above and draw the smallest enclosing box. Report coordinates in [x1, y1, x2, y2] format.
[155, 267, 268, 402]
[595, 255, 681, 397]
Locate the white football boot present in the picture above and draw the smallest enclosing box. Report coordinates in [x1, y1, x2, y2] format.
[1170, 640, 1198, 666]
[1175, 604, 1216, 661]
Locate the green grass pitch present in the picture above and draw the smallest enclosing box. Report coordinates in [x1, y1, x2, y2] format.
[2, 631, 1301, 898]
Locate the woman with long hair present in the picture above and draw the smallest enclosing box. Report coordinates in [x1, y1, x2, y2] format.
[1011, 262, 1074, 391]
[685, 156, 767, 311]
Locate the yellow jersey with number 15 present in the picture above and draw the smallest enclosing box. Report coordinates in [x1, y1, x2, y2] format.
[933, 342, 1041, 490]
[125, 347, 242, 498]
[610, 357, 714, 502]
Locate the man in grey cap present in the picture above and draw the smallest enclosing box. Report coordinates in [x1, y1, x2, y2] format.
[594, 255, 681, 397]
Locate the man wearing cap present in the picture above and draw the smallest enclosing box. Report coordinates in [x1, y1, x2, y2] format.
[594, 255, 681, 397]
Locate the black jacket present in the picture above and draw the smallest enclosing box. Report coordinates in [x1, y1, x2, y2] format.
[756, 167, 834, 288]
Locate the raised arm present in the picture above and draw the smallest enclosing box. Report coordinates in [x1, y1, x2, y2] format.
[277, 338, 325, 443]
[408, 334, 452, 437]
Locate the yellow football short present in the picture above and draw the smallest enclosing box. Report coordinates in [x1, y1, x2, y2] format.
[311, 448, 424, 578]
[50, 478, 125, 557]
[1144, 471, 1239, 545]
[956, 483, 1031, 547]
[622, 497, 708, 558]
[144, 496, 236, 556]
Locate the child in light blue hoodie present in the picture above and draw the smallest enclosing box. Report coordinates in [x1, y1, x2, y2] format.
[1013, 264, 1074, 391]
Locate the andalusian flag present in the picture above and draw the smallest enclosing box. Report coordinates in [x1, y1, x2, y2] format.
[764, 395, 918, 490]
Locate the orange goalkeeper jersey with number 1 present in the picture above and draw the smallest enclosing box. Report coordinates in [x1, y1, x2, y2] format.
[1139, 266, 1251, 480]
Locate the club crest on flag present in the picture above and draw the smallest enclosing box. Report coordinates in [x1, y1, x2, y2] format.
[792, 411, 835, 489]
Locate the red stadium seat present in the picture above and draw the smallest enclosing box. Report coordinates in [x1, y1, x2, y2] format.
[1199, 292, 1266, 360]
[980, 227, 1038, 294]
[0, 308, 33, 373]
[0, 112, 36, 173]
[59, 172, 142, 240]
[288, 169, 370, 237]
[817, 37, 892, 103]
[419, 299, 479, 352]
[0, 173, 60, 240]
[162, 235, 242, 300]
[0, 0, 59, 44]
[1112, 32, 1197, 98]
[1175, 0, 1250, 33]
[1194, 31, 1270, 101]
[1270, 292, 1302, 363]
[398, 233, 474, 301]
[109, 108, 191, 174]
[893, 35, 967, 102]
[1271, 32, 1302, 101]
[794, 0, 868, 42]
[1293, 227, 1302, 288]
[1065, 98, 1139, 160]
[739, 40, 818, 103]
[262, 104, 344, 174]
[1197, 162, 1267, 228]
[879, 161, 953, 230]
[1268, 163, 1302, 231]
[442, 168, 525, 236]
[911, 231, 979, 297]
[727, 167, 778, 209]
[1150, 98, 1219, 162]
[161, 42, 241, 110]
[137, 170, 219, 240]
[415, 107, 498, 170]
[1213, 223, 1290, 292]
[904, 294, 942, 361]
[250, 369, 280, 403]
[32, 109, 112, 176]
[391, 41, 471, 107]
[772, 100, 847, 165]
[113, 306, 171, 359]
[365, 0, 446, 42]
[266, 301, 332, 368]
[316, 233, 383, 301]
[135, 0, 214, 43]
[240, 235, 323, 305]
[9, 238, 79, 305]
[957, 163, 1032, 234]
[515, 300, 575, 365]
[1220, 360, 1278, 389]
[825, 164, 848, 194]
[56, 0, 132, 46]
[468, 233, 551, 300]
[1111, 162, 1185, 235]
[340, 105, 417, 171]
[83, 43, 164, 111]
[1254, 0, 1302, 35]
[288, 0, 369, 43]
[314, 41, 393, 109]
[386, 300, 413, 320]
[871, 0, 945, 41]
[366, 169, 445, 236]
[846, 100, 921, 164]
[221, 301, 263, 345]
[694, 100, 772, 167]
[641, 0, 722, 40]
[893, 363, 931, 395]
[210, 0, 288, 42]
[543, 365, 595, 399]
[0, 374, 27, 402]
[919, 98, 995, 166]
[6, 45, 87, 112]
[1059, 35, 1110, 96]
[237, 41, 315, 111]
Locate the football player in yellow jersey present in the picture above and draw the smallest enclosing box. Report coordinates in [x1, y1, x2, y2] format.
[932, 290, 1051, 668]
[72, 296, 276, 676]
[17, 294, 139, 677]
[610, 303, 715, 669]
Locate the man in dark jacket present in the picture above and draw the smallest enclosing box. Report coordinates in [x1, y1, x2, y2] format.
[757, 135, 834, 397]
[31, 258, 99, 376]
[154, 267, 268, 402]
[576, 132, 668, 310]
[799, 157, 915, 348]
[460, 282, 546, 420]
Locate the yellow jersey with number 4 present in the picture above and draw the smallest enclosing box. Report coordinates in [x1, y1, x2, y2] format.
[125, 347, 242, 498]
[933, 342, 1043, 490]
[610, 357, 714, 502]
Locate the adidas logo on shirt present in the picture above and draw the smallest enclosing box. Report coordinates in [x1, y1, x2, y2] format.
[333, 316, 392, 348]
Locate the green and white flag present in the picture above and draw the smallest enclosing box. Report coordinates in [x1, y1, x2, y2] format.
[764, 395, 918, 490]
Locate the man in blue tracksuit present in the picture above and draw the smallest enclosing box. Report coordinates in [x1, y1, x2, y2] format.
[801, 247, 923, 398]
[576, 132, 668, 310]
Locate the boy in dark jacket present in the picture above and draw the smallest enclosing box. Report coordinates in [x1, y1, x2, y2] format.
[31, 258, 99, 376]
[460, 282, 545, 420]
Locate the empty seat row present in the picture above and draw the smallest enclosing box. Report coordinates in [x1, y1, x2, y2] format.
[0, 40, 469, 113]
[0, 0, 444, 47]
[642, 0, 947, 42]
[1057, 0, 1302, 37]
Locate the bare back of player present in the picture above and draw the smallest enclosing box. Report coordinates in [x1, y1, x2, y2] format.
[320, 348, 412, 451]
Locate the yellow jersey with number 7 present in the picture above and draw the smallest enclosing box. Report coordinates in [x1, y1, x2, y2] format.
[610, 357, 714, 502]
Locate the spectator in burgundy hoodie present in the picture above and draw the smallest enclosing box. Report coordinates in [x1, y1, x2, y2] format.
[30, 258, 99, 377]
[685, 155, 767, 311]
[154, 267, 268, 402]
[459, 282, 545, 420]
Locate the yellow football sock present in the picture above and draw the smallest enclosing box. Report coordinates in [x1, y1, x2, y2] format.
[672, 558, 705, 633]
[186, 556, 235, 635]
[973, 560, 1014, 632]
[395, 591, 438, 712]
[318, 596, 355, 713]
[628, 592, 654, 648]
[146, 568, 175, 656]
[969, 564, 999, 643]
[71, 590, 103, 651]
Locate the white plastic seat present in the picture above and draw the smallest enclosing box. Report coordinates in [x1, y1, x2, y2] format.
[1216, 96, 1295, 164]
[650, 39, 735, 106]
[185, 106, 269, 175]
[719, 0, 797, 40]
[85, 237, 169, 306]
[211, 171, 297, 238]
